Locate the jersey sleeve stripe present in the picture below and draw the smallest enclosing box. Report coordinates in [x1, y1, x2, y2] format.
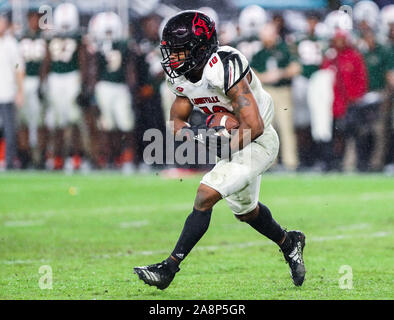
[225, 65, 250, 95]
[218, 50, 250, 95]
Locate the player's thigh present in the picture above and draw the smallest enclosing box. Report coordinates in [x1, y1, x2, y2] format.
[113, 84, 133, 132]
[201, 125, 279, 198]
[20, 77, 40, 125]
[201, 125, 279, 215]
[65, 71, 82, 124]
[225, 174, 261, 215]
[47, 73, 66, 128]
[194, 183, 222, 211]
[95, 81, 115, 131]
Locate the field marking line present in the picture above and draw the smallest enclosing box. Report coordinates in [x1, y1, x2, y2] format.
[91, 230, 392, 260]
[1, 230, 391, 265]
[119, 220, 149, 228]
[3, 220, 46, 227]
[0, 203, 193, 217]
[2, 259, 49, 265]
[2, 190, 393, 218]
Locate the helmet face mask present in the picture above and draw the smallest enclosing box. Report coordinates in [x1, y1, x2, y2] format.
[160, 11, 218, 79]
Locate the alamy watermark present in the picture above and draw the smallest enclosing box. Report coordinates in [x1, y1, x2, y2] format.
[338, 265, 353, 289]
[142, 122, 252, 166]
[38, 265, 53, 289]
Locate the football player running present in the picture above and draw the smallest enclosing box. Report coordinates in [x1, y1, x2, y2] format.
[134, 11, 306, 290]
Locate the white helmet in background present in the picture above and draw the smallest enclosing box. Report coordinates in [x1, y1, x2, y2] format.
[283, 10, 308, 33]
[88, 13, 100, 41]
[238, 5, 268, 38]
[379, 4, 394, 35]
[314, 21, 331, 39]
[89, 12, 123, 42]
[353, 0, 380, 29]
[198, 7, 219, 27]
[101, 11, 123, 40]
[324, 9, 353, 37]
[54, 2, 79, 34]
[219, 21, 238, 45]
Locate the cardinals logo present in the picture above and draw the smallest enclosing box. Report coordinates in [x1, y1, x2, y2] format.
[192, 12, 214, 40]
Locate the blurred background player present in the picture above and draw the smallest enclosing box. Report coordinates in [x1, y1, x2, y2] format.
[133, 13, 166, 172]
[17, 10, 47, 169]
[320, 29, 368, 172]
[353, 3, 390, 172]
[234, 5, 267, 61]
[40, 2, 88, 171]
[291, 11, 327, 170]
[382, 8, 394, 172]
[0, 13, 25, 170]
[89, 12, 136, 172]
[251, 22, 301, 171]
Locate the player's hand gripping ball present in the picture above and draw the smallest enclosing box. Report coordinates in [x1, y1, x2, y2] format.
[205, 112, 239, 159]
[206, 112, 239, 138]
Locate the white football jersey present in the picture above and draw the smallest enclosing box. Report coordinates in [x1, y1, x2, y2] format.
[167, 45, 274, 128]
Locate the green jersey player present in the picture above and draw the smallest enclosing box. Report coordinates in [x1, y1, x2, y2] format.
[40, 2, 87, 170]
[18, 10, 48, 168]
[89, 11, 135, 170]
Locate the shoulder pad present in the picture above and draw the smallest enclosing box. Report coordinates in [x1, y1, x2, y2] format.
[216, 46, 250, 94]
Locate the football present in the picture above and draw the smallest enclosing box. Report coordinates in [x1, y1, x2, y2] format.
[206, 112, 239, 136]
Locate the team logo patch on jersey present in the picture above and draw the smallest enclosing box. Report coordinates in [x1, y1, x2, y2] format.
[176, 87, 184, 92]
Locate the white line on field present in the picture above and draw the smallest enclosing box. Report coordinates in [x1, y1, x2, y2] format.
[3, 220, 45, 227]
[90, 231, 392, 260]
[1, 203, 193, 217]
[334, 223, 370, 231]
[2, 190, 393, 218]
[119, 220, 149, 228]
[268, 191, 394, 205]
[1, 230, 391, 265]
[2, 259, 49, 265]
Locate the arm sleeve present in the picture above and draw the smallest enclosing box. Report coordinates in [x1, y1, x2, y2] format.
[12, 38, 25, 73]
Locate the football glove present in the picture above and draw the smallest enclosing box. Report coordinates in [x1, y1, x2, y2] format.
[180, 124, 208, 143]
[37, 85, 45, 102]
[180, 125, 232, 159]
[76, 91, 92, 108]
[207, 126, 232, 159]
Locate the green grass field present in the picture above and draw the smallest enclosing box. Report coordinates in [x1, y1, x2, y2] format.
[0, 172, 393, 300]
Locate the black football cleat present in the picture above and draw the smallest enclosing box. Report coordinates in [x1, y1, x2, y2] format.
[282, 230, 306, 286]
[134, 260, 179, 290]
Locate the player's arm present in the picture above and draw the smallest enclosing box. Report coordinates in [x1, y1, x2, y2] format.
[78, 38, 89, 86]
[254, 61, 301, 84]
[226, 72, 264, 151]
[169, 95, 193, 136]
[39, 45, 51, 84]
[76, 38, 95, 107]
[13, 40, 25, 109]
